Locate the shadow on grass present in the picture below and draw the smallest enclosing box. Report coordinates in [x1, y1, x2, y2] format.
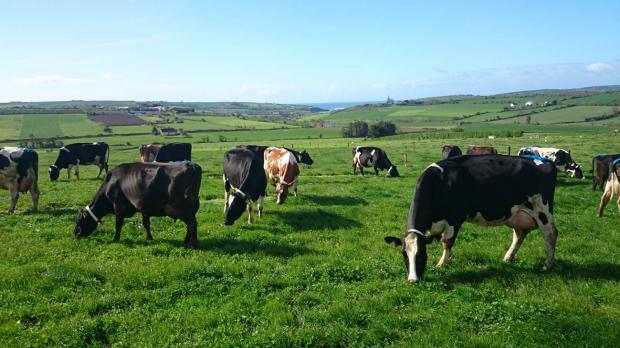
[111, 236, 312, 257]
[556, 177, 590, 187]
[443, 259, 620, 284]
[31, 207, 77, 216]
[270, 209, 362, 232]
[302, 194, 368, 206]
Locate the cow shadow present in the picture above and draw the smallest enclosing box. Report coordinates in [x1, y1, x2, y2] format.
[25, 207, 76, 216]
[302, 194, 368, 206]
[556, 178, 591, 187]
[114, 236, 312, 258]
[270, 209, 362, 232]
[442, 259, 620, 285]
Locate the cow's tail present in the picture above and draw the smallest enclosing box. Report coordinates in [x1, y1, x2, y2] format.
[104, 142, 110, 171]
[591, 156, 596, 189]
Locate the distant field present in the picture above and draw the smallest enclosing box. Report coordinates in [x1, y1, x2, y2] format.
[0, 113, 302, 141]
[565, 91, 620, 105]
[491, 106, 616, 124]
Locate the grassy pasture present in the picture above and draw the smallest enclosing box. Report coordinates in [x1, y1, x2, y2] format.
[1, 130, 619, 346]
[491, 106, 617, 125]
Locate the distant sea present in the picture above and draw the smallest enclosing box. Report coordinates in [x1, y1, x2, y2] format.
[301, 101, 381, 111]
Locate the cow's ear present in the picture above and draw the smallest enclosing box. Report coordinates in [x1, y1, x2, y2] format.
[384, 236, 402, 247]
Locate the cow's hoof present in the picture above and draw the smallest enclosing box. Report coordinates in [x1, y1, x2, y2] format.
[542, 263, 554, 271]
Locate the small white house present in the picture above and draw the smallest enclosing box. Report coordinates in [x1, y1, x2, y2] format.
[525, 101, 534, 107]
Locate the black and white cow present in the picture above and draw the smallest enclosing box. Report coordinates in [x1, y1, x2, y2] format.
[73, 161, 202, 248]
[597, 158, 620, 217]
[0, 147, 40, 214]
[385, 155, 559, 282]
[236, 145, 314, 166]
[49, 142, 109, 181]
[352, 146, 399, 177]
[155, 143, 192, 162]
[442, 145, 462, 159]
[518, 146, 584, 179]
[223, 148, 267, 225]
[592, 154, 620, 191]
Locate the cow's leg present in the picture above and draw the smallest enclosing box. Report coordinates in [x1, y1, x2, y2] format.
[597, 185, 613, 217]
[436, 225, 458, 268]
[114, 215, 124, 241]
[616, 196, 620, 213]
[293, 180, 298, 197]
[142, 214, 153, 240]
[224, 189, 230, 213]
[373, 165, 379, 176]
[503, 228, 529, 263]
[29, 179, 40, 212]
[74, 161, 80, 180]
[7, 183, 18, 214]
[359, 166, 364, 175]
[247, 202, 253, 224]
[96, 163, 104, 179]
[67, 165, 72, 179]
[539, 223, 558, 271]
[352, 162, 357, 175]
[257, 195, 264, 218]
[183, 217, 198, 249]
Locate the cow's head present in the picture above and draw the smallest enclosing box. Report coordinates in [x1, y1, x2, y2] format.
[385, 230, 430, 283]
[299, 150, 314, 166]
[387, 165, 400, 177]
[48, 165, 60, 181]
[224, 187, 249, 225]
[73, 207, 99, 238]
[566, 163, 584, 179]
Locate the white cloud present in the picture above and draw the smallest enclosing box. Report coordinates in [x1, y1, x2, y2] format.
[7, 75, 95, 86]
[102, 72, 122, 80]
[586, 62, 613, 73]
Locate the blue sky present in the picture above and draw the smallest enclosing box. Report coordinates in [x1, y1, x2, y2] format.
[0, 0, 618, 103]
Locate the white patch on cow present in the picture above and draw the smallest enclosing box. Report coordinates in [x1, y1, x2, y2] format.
[93, 155, 101, 164]
[429, 219, 455, 241]
[598, 167, 620, 217]
[370, 149, 376, 156]
[60, 147, 69, 152]
[425, 163, 444, 173]
[353, 149, 362, 168]
[465, 194, 551, 231]
[403, 232, 419, 282]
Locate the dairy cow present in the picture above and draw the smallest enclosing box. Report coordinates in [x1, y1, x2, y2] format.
[466, 145, 497, 155]
[264, 147, 300, 204]
[0, 147, 40, 214]
[236, 145, 314, 166]
[592, 154, 620, 191]
[223, 148, 267, 225]
[49, 142, 109, 181]
[597, 158, 620, 217]
[518, 146, 584, 179]
[385, 155, 559, 282]
[139, 143, 192, 163]
[442, 145, 462, 159]
[352, 146, 399, 177]
[73, 161, 202, 248]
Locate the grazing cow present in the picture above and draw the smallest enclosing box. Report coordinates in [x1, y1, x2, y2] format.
[518, 146, 584, 179]
[139, 144, 161, 162]
[442, 145, 462, 159]
[264, 147, 300, 204]
[236, 145, 314, 166]
[0, 147, 40, 214]
[155, 143, 192, 162]
[385, 155, 559, 282]
[223, 148, 267, 225]
[466, 145, 497, 155]
[73, 161, 202, 248]
[592, 154, 620, 191]
[49, 142, 109, 181]
[352, 146, 400, 177]
[597, 158, 620, 217]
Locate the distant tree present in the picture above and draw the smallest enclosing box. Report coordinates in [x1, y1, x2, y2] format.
[526, 115, 532, 124]
[342, 120, 369, 137]
[368, 121, 397, 138]
[151, 127, 159, 135]
[103, 126, 113, 133]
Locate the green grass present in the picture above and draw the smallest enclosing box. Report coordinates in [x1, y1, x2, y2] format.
[1, 130, 619, 346]
[0, 115, 22, 140]
[491, 106, 616, 124]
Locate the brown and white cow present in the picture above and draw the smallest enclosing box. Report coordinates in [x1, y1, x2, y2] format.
[597, 158, 620, 217]
[466, 145, 498, 155]
[139, 144, 162, 162]
[264, 147, 299, 204]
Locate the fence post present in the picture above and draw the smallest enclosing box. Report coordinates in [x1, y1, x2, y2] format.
[508, 145, 511, 156]
[404, 153, 408, 167]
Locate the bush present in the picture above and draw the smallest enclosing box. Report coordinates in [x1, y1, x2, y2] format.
[368, 121, 397, 138]
[342, 121, 368, 137]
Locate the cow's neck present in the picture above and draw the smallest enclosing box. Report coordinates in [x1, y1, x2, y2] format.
[89, 189, 113, 220]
